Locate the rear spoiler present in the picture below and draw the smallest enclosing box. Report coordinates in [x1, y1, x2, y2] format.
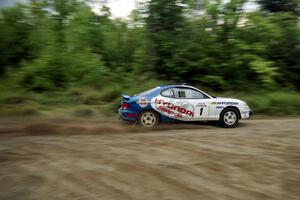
[122, 95, 131, 101]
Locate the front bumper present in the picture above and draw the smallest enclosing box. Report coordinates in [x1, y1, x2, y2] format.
[249, 109, 253, 116]
[240, 107, 252, 119]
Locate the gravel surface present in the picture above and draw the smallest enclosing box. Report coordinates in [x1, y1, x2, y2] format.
[0, 118, 299, 200]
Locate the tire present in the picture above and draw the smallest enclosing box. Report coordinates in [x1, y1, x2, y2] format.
[138, 110, 159, 128]
[219, 108, 239, 128]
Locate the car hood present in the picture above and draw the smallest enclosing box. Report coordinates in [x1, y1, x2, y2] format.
[215, 97, 245, 104]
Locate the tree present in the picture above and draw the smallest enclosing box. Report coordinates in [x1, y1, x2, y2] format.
[257, 0, 300, 89]
[0, 4, 30, 74]
[0, 0, 299, 91]
[258, 0, 300, 14]
[146, 0, 185, 80]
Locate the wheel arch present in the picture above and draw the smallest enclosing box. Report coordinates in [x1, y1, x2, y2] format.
[219, 106, 241, 120]
[138, 109, 161, 122]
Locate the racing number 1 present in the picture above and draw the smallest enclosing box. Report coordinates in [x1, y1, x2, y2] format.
[199, 107, 204, 116]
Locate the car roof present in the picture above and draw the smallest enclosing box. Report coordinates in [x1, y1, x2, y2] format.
[159, 84, 196, 89]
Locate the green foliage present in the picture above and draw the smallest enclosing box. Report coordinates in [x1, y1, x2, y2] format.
[200, 75, 228, 91]
[19, 48, 71, 91]
[248, 56, 277, 87]
[0, 0, 299, 90]
[0, 4, 30, 74]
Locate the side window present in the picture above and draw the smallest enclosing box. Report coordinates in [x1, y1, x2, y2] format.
[175, 88, 186, 99]
[175, 88, 207, 99]
[161, 88, 175, 98]
[178, 90, 186, 98]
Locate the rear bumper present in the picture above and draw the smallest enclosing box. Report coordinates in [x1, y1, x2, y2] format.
[118, 109, 137, 122]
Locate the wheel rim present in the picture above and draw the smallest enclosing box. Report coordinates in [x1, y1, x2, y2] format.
[141, 112, 156, 127]
[224, 111, 237, 126]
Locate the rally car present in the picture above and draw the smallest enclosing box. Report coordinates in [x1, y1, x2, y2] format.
[119, 84, 252, 128]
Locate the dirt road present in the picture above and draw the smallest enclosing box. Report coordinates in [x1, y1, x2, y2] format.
[0, 118, 299, 200]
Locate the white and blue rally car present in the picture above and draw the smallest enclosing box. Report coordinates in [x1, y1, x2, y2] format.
[119, 84, 252, 128]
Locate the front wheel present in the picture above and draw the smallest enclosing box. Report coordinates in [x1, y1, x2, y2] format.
[219, 108, 239, 128]
[138, 110, 159, 128]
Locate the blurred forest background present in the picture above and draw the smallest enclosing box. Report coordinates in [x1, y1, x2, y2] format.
[0, 0, 299, 117]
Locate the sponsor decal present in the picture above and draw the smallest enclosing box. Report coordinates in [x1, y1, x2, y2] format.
[218, 102, 239, 105]
[216, 106, 224, 109]
[196, 103, 207, 107]
[137, 97, 148, 108]
[157, 105, 183, 119]
[153, 98, 194, 119]
[211, 101, 238, 105]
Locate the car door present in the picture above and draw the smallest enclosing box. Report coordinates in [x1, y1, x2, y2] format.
[173, 87, 213, 120]
[154, 88, 187, 120]
[151, 87, 195, 121]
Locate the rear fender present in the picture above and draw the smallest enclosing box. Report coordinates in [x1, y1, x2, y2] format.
[138, 109, 161, 122]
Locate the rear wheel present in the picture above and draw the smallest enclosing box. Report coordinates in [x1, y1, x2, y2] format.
[138, 110, 159, 127]
[219, 108, 239, 128]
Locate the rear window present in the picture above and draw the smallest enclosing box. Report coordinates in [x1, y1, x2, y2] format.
[136, 87, 159, 96]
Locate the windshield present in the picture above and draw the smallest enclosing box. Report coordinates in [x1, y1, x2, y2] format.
[136, 87, 159, 96]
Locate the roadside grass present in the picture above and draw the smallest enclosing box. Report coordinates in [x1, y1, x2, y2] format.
[1, 83, 300, 118]
[245, 92, 300, 115]
[212, 91, 300, 115]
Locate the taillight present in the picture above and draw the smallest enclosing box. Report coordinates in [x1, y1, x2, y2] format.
[121, 102, 129, 109]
